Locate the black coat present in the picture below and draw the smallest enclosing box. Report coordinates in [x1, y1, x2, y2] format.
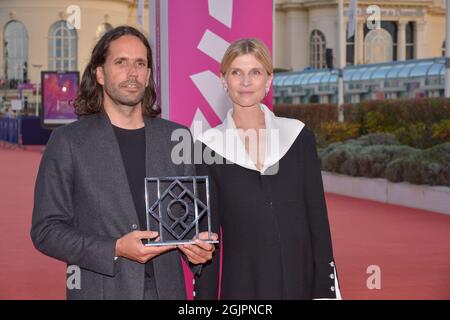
[195, 128, 340, 300]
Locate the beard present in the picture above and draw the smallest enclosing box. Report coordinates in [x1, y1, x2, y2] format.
[103, 78, 146, 108]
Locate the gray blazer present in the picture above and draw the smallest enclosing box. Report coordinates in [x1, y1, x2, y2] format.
[31, 112, 195, 300]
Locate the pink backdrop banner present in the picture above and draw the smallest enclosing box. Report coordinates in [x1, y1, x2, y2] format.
[153, 0, 273, 300]
[168, 0, 273, 129]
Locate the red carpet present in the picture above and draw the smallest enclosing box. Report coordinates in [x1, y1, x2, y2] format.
[328, 193, 450, 299]
[1, 146, 450, 299]
[0, 146, 65, 299]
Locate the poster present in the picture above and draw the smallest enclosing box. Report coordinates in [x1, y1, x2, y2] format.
[40, 71, 79, 127]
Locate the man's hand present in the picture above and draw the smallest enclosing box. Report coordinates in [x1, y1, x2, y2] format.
[115, 231, 176, 263]
[178, 232, 218, 265]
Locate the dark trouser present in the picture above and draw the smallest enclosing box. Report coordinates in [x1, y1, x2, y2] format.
[143, 274, 158, 300]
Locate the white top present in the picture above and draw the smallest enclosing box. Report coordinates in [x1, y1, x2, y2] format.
[196, 103, 305, 175]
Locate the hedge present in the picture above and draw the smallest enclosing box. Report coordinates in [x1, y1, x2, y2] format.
[318, 133, 450, 187]
[273, 103, 337, 133]
[274, 98, 450, 149]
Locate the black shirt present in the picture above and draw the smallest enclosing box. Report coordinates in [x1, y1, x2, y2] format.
[113, 125, 155, 279]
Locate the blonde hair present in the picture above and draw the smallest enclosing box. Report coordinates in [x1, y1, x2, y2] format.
[220, 38, 273, 76]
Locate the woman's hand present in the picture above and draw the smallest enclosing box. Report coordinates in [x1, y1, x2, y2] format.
[178, 232, 219, 264]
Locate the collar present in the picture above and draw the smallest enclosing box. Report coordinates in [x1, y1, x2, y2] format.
[196, 103, 305, 174]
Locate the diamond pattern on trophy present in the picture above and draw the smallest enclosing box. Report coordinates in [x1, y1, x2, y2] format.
[147, 178, 208, 241]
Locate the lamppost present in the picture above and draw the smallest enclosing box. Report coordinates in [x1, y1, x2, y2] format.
[32, 63, 43, 117]
[337, 0, 345, 122]
[3, 40, 8, 109]
[446, 0, 450, 97]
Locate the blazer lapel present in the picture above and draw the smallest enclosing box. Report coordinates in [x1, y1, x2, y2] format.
[143, 117, 178, 233]
[94, 112, 141, 230]
[144, 117, 172, 178]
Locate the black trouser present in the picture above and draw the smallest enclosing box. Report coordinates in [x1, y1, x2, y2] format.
[143, 274, 158, 300]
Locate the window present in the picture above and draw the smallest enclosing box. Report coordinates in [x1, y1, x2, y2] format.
[347, 34, 355, 66]
[364, 28, 393, 64]
[364, 21, 397, 61]
[405, 22, 414, 60]
[442, 41, 446, 57]
[96, 23, 113, 40]
[310, 30, 326, 69]
[3, 20, 28, 82]
[48, 21, 77, 71]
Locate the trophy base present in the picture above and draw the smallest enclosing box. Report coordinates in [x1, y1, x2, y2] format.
[144, 239, 219, 247]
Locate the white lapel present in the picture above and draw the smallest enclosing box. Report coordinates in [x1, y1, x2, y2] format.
[196, 104, 305, 174]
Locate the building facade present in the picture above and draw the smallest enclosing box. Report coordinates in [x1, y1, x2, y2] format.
[0, 0, 148, 89]
[274, 0, 446, 71]
[0, 0, 448, 111]
[273, 57, 446, 104]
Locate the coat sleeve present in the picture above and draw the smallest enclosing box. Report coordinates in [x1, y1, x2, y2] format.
[303, 129, 342, 299]
[193, 142, 221, 300]
[30, 128, 118, 277]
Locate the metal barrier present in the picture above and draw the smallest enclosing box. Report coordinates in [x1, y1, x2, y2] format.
[0, 116, 52, 148]
[0, 117, 20, 148]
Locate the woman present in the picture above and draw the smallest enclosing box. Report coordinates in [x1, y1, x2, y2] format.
[195, 38, 341, 300]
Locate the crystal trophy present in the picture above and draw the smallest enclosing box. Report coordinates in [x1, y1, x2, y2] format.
[144, 176, 218, 246]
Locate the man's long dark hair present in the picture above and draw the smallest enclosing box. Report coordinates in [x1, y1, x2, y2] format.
[74, 26, 160, 117]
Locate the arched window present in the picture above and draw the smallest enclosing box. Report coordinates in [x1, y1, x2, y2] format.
[310, 30, 326, 69]
[3, 20, 28, 82]
[364, 28, 393, 64]
[363, 22, 397, 61]
[96, 23, 113, 40]
[48, 21, 77, 71]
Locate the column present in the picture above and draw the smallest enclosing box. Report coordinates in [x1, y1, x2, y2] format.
[274, 9, 287, 69]
[286, 8, 308, 70]
[356, 19, 365, 65]
[397, 20, 407, 61]
[335, 19, 346, 69]
[414, 20, 426, 59]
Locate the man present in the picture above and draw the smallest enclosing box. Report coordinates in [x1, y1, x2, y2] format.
[31, 26, 217, 300]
